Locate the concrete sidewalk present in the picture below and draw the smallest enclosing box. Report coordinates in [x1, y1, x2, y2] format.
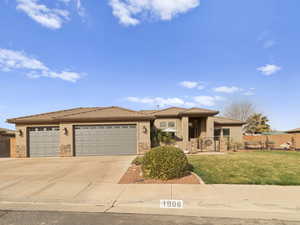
[0, 184, 300, 221]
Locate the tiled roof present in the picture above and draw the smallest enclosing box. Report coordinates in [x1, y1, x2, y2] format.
[0, 128, 15, 135]
[180, 107, 219, 115]
[214, 116, 246, 125]
[7, 107, 100, 123]
[140, 110, 158, 114]
[60, 107, 154, 121]
[7, 107, 154, 124]
[286, 128, 300, 133]
[149, 107, 219, 117]
[8, 106, 222, 124]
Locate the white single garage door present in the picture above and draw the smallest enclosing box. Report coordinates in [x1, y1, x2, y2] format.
[74, 125, 137, 156]
[28, 127, 60, 157]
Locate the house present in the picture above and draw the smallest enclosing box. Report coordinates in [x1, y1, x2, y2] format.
[286, 128, 300, 134]
[0, 128, 15, 157]
[7, 106, 245, 158]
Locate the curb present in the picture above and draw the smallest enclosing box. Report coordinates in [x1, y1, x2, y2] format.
[191, 172, 206, 185]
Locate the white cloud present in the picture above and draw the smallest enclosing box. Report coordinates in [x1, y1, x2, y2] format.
[75, 0, 86, 18]
[0, 48, 82, 82]
[263, 40, 276, 49]
[0, 48, 48, 71]
[258, 31, 276, 49]
[257, 64, 281, 76]
[180, 81, 197, 89]
[179, 81, 205, 90]
[59, 0, 86, 19]
[193, 96, 225, 107]
[126, 97, 185, 107]
[243, 91, 255, 96]
[126, 95, 225, 108]
[109, 0, 200, 26]
[16, 0, 70, 29]
[213, 86, 241, 94]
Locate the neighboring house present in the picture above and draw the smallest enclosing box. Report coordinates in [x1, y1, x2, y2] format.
[7, 106, 244, 158]
[0, 128, 15, 157]
[286, 128, 300, 134]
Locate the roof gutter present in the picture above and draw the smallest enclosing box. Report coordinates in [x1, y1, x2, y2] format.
[7, 116, 155, 124]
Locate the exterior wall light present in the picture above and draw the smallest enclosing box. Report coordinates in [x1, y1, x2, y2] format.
[63, 128, 68, 135]
[18, 129, 23, 136]
[143, 126, 147, 134]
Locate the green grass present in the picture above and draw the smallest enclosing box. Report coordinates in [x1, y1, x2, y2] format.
[188, 151, 300, 185]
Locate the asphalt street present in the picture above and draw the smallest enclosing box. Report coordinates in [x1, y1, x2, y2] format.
[0, 210, 299, 225]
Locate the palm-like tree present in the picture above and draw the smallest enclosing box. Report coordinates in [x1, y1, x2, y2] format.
[245, 113, 271, 134]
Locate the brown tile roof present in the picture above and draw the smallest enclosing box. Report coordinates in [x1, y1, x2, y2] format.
[151, 107, 187, 117]
[7, 107, 99, 123]
[0, 128, 15, 136]
[148, 107, 219, 117]
[286, 128, 300, 133]
[140, 110, 158, 114]
[214, 116, 246, 125]
[180, 107, 219, 116]
[60, 107, 154, 122]
[7, 107, 154, 124]
[8, 106, 221, 124]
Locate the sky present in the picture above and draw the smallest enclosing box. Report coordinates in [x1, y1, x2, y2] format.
[0, 0, 299, 130]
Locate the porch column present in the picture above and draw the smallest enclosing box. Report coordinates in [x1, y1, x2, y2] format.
[206, 117, 214, 137]
[200, 117, 214, 138]
[181, 116, 189, 150]
[200, 117, 207, 138]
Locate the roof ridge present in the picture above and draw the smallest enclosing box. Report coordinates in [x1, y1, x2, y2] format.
[7, 107, 87, 121]
[57, 106, 144, 119]
[110, 106, 144, 114]
[152, 106, 187, 114]
[183, 107, 217, 112]
[215, 116, 244, 122]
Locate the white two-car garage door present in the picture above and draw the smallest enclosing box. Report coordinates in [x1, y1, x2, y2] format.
[74, 125, 137, 156]
[28, 127, 60, 157]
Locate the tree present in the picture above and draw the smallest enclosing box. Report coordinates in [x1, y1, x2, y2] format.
[244, 113, 271, 134]
[223, 100, 256, 122]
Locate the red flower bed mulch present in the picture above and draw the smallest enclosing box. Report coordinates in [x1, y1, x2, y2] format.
[118, 165, 200, 184]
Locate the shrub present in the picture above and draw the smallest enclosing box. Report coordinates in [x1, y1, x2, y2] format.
[132, 156, 144, 165]
[142, 146, 190, 180]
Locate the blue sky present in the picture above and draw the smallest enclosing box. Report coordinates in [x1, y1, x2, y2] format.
[0, 0, 299, 130]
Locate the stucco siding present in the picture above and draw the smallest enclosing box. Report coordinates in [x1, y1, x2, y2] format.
[214, 125, 243, 142]
[13, 121, 151, 158]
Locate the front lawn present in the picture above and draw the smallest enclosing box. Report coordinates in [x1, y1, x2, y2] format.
[188, 151, 300, 185]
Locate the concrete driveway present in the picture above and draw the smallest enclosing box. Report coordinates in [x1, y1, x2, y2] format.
[0, 156, 134, 204]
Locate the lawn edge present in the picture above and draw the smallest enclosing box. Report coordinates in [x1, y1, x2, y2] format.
[191, 172, 206, 185]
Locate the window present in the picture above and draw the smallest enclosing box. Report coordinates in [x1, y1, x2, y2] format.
[214, 128, 221, 137]
[168, 122, 175, 128]
[223, 128, 230, 137]
[160, 122, 167, 128]
[214, 128, 221, 140]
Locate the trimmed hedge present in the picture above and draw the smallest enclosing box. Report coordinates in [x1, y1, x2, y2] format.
[142, 146, 189, 180]
[132, 156, 143, 165]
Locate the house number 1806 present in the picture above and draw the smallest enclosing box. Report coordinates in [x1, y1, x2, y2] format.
[160, 200, 183, 208]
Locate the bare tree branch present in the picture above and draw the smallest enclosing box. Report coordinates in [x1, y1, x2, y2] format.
[222, 100, 256, 122]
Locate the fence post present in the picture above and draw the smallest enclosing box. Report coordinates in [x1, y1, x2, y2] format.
[219, 138, 227, 152]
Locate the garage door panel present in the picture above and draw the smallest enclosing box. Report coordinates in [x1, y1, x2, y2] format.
[29, 127, 60, 157]
[75, 125, 137, 156]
